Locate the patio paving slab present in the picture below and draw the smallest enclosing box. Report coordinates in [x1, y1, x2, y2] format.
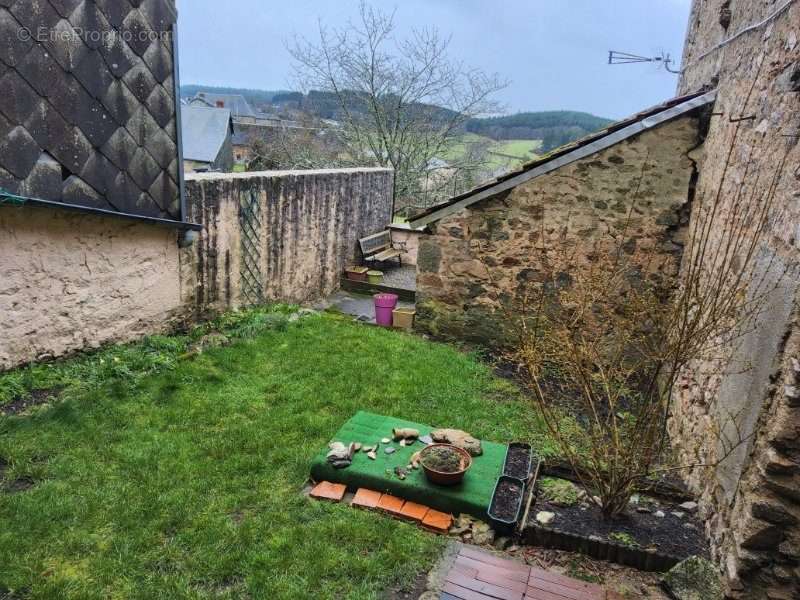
[315, 291, 415, 325]
[440, 545, 608, 600]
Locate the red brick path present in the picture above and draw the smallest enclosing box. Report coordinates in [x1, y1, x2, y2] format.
[441, 546, 610, 600]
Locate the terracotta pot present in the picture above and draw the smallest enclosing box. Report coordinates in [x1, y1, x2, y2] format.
[345, 266, 369, 281]
[420, 443, 472, 486]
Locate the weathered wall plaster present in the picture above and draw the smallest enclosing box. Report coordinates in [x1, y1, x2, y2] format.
[388, 224, 422, 266]
[0, 205, 185, 369]
[669, 1, 800, 597]
[0, 168, 394, 370]
[184, 168, 394, 311]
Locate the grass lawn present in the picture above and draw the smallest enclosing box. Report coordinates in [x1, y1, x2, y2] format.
[0, 309, 548, 599]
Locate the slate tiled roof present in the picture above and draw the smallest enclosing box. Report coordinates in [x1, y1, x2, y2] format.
[0, 0, 181, 220]
[181, 105, 232, 164]
[409, 90, 717, 229]
[189, 93, 256, 119]
[231, 129, 251, 147]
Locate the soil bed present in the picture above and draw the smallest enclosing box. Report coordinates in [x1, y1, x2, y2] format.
[529, 497, 708, 560]
[386, 569, 429, 600]
[491, 478, 524, 521]
[504, 445, 531, 479]
[2, 387, 62, 416]
[2, 476, 36, 494]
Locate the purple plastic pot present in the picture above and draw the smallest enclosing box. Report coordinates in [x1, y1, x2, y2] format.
[374, 293, 399, 327]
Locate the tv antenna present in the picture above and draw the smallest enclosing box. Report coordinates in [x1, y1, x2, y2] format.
[608, 50, 680, 74]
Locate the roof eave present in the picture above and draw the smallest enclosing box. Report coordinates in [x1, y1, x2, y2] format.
[408, 90, 717, 230]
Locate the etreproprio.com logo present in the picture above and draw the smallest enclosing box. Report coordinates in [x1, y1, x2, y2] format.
[17, 26, 172, 45]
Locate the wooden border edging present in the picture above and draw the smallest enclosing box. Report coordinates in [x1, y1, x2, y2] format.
[522, 524, 683, 572]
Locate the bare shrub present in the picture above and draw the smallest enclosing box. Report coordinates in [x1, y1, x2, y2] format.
[501, 125, 793, 518]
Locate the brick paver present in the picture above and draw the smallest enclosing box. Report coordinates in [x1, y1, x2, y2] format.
[398, 501, 430, 522]
[309, 481, 347, 502]
[441, 545, 609, 600]
[422, 509, 454, 532]
[352, 488, 382, 509]
[376, 493, 405, 516]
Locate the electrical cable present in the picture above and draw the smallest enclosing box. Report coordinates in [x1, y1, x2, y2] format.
[681, 0, 798, 73]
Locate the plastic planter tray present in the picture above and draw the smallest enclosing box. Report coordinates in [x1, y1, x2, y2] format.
[487, 475, 526, 535]
[502, 442, 533, 480]
[523, 524, 683, 572]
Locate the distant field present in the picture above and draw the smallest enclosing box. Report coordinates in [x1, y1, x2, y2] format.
[443, 135, 542, 175]
[492, 139, 542, 159]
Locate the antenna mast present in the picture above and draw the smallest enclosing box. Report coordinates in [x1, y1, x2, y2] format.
[608, 50, 680, 74]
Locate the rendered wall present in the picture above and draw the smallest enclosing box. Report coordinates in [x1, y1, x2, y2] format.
[0, 168, 394, 370]
[669, 1, 800, 598]
[415, 116, 701, 347]
[184, 168, 394, 311]
[389, 224, 422, 266]
[0, 205, 185, 369]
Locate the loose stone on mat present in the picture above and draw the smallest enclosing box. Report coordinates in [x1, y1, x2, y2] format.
[326, 442, 355, 469]
[381, 438, 391, 444]
[367, 450, 377, 460]
[399, 439, 406, 447]
[385, 447, 396, 455]
[419, 435, 433, 445]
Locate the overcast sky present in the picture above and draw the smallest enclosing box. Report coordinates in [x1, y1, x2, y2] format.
[177, 0, 692, 120]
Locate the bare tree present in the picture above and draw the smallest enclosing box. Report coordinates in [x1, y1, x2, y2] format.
[288, 2, 508, 210]
[247, 121, 349, 172]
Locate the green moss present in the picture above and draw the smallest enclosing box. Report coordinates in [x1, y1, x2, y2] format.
[609, 532, 639, 548]
[416, 241, 441, 273]
[538, 477, 581, 506]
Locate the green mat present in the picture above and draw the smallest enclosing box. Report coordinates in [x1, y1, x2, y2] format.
[310, 411, 508, 519]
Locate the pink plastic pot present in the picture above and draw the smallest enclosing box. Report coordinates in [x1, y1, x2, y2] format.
[374, 293, 399, 327]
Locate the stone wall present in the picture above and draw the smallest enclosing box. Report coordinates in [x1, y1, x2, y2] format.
[0, 167, 394, 370]
[415, 116, 702, 346]
[183, 168, 394, 311]
[669, 1, 800, 597]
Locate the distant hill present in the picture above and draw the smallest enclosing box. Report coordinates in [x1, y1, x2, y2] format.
[180, 85, 292, 108]
[467, 111, 614, 152]
[181, 85, 613, 155]
[302, 90, 459, 123]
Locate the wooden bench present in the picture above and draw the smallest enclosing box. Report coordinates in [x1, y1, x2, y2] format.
[359, 230, 405, 267]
